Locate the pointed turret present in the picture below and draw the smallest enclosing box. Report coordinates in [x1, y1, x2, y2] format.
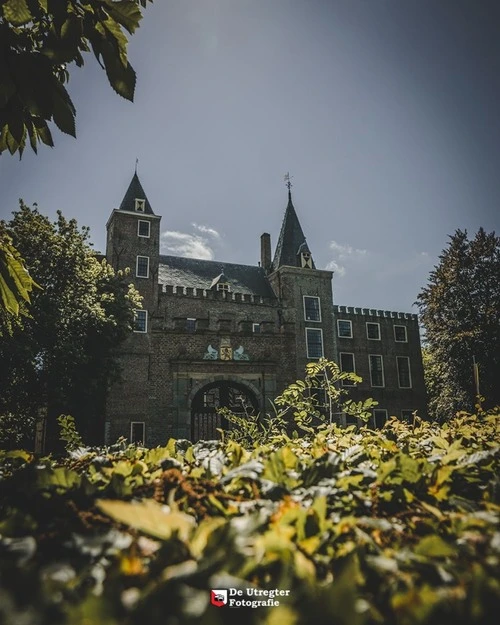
[271, 188, 315, 271]
[119, 172, 155, 215]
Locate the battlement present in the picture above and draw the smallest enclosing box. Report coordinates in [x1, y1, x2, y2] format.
[332, 305, 418, 322]
[160, 284, 277, 306]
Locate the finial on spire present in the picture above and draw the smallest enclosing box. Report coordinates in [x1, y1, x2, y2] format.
[135, 158, 139, 174]
[284, 172, 293, 202]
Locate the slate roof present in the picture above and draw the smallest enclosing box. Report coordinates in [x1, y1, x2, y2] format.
[271, 191, 315, 271]
[158, 256, 277, 298]
[119, 173, 155, 215]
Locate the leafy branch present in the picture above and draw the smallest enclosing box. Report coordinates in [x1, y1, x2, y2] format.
[0, 0, 152, 156]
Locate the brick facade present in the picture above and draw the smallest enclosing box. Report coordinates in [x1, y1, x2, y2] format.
[104, 175, 427, 445]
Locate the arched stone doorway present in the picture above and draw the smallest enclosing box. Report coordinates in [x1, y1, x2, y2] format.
[190, 380, 259, 442]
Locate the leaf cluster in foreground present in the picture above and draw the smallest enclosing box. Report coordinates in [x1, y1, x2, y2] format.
[0, 412, 499, 624]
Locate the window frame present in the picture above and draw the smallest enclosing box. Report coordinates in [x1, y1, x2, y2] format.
[217, 282, 230, 292]
[369, 354, 385, 387]
[373, 409, 388, 429]
[135, 198, 146, 212]
[303, 296, 321, 322]
[394, 325, 408, 343]
[337, 319, 353, 338]
[137, 219, 151, 238]
[366, 322, 381, 340]
[133, 309, 147, 333]
[136, 255, 150, 278]
[306, 327, 324, 359]
[252, 323, 261, 333]
[339, 352, 356, 386]
[397, 356, 412, 388]
[401, 409, 414, 422]
[130, 421, 145, 445]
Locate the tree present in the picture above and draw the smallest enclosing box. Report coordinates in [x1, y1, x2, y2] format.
[0, 202, 142, 448]
[0, 0, 152, 156]
[417, 228, 500, 419]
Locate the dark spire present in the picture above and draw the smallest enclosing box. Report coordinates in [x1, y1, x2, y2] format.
[271, 177, 315, 271]
[119, 172, 155, 215]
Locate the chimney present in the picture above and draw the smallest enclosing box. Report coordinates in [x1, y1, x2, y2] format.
[261, 233, 271, 273]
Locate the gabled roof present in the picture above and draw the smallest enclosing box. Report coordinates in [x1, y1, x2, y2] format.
[158, 256, 277, 299]
[271, 191, 315, 271]
[119, 172, 155, 215]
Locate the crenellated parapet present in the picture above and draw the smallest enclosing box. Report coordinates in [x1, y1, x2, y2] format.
[160, 284, 277, 307]
[332, 305, 418, 321]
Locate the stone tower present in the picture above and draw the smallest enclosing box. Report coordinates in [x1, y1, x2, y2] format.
[267, 188, 335, 376]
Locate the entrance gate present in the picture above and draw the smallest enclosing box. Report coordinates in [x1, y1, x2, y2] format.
[191, 381, 258, 442]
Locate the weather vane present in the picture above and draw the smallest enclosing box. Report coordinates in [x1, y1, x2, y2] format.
[135, 157, 139, 174]
[284, 172, 293, 191]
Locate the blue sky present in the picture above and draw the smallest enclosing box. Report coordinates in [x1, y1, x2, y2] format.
[1, 0, 499, 312]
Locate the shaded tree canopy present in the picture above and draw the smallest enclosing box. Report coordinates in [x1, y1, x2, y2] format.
[0, 0, 152, 156]
[0, 203, 142, 448]
[417, 228, 500, 419]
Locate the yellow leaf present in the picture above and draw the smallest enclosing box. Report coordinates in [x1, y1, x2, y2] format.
[96, 499, 196, 541]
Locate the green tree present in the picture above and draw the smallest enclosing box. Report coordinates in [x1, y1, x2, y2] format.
[0, 202, 142, 448]
[0, 0, 151, 156]
[417, 228, 500, 419]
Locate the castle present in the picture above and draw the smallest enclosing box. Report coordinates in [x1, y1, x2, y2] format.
[104, 173, 426, 445]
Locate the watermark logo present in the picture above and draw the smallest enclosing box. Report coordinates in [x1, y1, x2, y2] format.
[210, 587, 291, 608]
[210, 590, 228, 607]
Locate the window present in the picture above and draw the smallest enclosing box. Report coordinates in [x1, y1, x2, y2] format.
[340, 352, 356, 386]
[137, 220, 150, 237]
[397, 357, 412, 388]
[186, 318, 196, 332]
[135, 198, 145, 212]
[309, 386, 327, 408]
[252, 323, 261, 333]
[369, 354, 385, 387]
[345, 414, 358, 427]
[130, 422, 145, 444]
[217, 283, 230, 292]
[337, 319, 352, 338]
[394, 325, 407, 342]
[136, 255, 149, 278]
[373, 409, 388, 429]
[303, 296, 321, 322]
[306, 328, 324, 359]
[366, 322, 380, 340]
[133, 310, 147, 333]
[401, 410, 414, 422]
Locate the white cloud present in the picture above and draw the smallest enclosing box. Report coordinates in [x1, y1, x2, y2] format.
[326, 240, 368, 277]
[329, 240, 368, 259]
[161, 230, 215, 260]
[192, 223, 221, 239]
[325, 260, 346, 276]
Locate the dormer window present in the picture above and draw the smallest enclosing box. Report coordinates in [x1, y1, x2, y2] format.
[217, 282, 230, 293]
[300, 252, 313, 268]
[135, 198, 146, 212]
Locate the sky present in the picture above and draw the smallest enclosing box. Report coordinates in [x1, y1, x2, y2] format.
[1, 0, 500, 312]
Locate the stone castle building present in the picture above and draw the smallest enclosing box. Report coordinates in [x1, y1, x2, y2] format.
[105, 173, 426, 445]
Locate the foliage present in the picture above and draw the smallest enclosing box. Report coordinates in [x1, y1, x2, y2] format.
[0, 223, 38, 332]
[0, 0, 152, 156]
[57, 414, 84, 452]
[417, 228, 500, 419]
[221, 359, 378, 448]
[0, 202, 142, 447]
[0, 410, 499, 625]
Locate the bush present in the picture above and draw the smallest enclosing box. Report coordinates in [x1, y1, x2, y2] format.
[0, 409, 499, 625]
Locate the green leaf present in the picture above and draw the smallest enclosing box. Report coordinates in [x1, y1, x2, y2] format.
[2, 0, 32, 25]
[105, 0, 143, 34]
[414, 535, 456, 558]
